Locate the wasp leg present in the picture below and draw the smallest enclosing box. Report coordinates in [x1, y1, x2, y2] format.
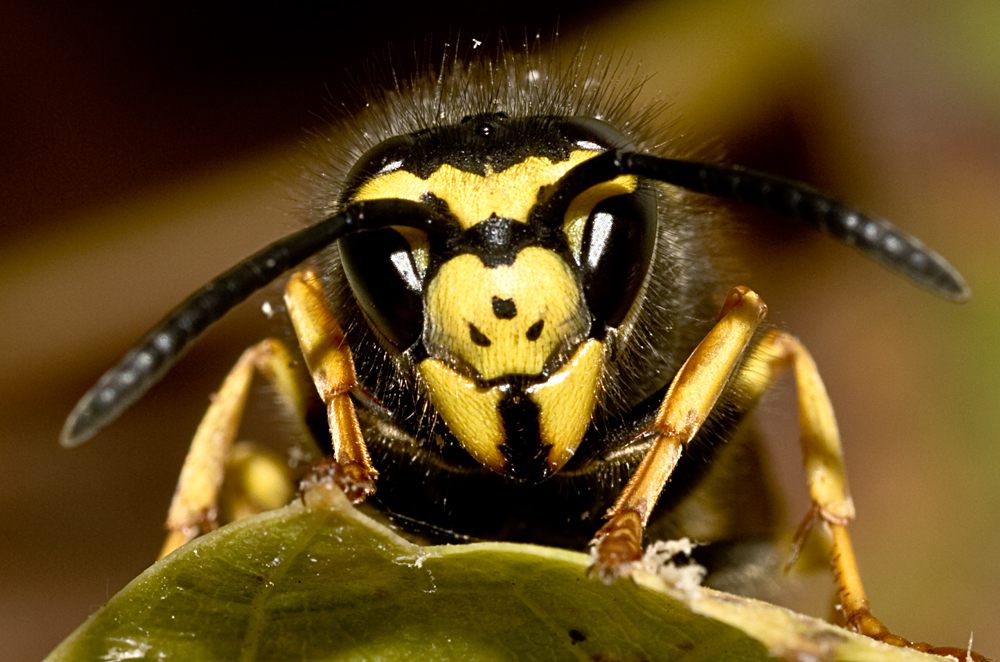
[590, 286, 767, 581]
[746, 332, 987, 659]
[284, 268, 378, 502]
[161, 338, 322, 558]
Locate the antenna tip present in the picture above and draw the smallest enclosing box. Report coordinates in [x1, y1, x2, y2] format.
[944, 279, 972, 303]
[60, 399, 97, 448]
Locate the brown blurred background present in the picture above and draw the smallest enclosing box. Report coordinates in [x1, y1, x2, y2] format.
[3, 1, 999, 660]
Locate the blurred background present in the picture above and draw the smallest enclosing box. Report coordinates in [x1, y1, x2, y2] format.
[2, 1, 998, 659]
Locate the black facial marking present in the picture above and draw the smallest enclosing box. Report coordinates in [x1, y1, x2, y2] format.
[526, 320, 544, 341]
[353, 115, 579, 179]
[468, 323, 491, 347]
[419, 191, 452, 217]
[458, 216, 569, 269]
[497, 385, 551, 483]
[491, 297, 517, 320]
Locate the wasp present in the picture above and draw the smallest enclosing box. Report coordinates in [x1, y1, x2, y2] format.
[61, 45, 974, 655]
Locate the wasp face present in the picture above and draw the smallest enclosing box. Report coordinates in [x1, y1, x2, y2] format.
[337, 114, 657, 482]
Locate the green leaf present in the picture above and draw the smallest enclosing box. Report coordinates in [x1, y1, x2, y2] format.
[46, 482, 943, 661]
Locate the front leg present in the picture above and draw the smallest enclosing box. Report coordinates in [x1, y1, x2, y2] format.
[590, 286, 767, 581]
[160, 267, 377, 559]
[284, 268, 378, 501]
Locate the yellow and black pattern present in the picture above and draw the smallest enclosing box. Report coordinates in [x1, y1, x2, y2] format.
[318, 56, 720, 527]
[339, 113, 652, 481]
[60, 47, 972, 654]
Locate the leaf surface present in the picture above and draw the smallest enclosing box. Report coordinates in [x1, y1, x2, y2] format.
[46, 482, 941, 662]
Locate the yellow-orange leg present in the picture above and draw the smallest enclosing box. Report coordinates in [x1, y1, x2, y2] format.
[734, 330, 985, 659]
[590, 286, 767, 581]
[161, 338, 322, 558]
[284, 269, 378, 501]
[591, 289, 985, 657]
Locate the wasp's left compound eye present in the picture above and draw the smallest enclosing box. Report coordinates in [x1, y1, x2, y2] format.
[339, 228, 425, 351]
[578, 187, 657, 332]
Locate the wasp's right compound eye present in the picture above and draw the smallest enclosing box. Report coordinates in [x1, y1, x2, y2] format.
[339, 228, 425, 351]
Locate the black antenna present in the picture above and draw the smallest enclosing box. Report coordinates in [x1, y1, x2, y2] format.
[536, 149, 970, 302]
[61, 199, 452, 448]
[64, 149, 970, 448]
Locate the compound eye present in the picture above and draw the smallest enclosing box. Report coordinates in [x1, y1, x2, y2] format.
[339, 228, 425, 351]
[579, 187, 657, 330]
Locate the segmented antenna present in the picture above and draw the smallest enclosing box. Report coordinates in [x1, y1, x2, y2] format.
[61, 199, 449, 448]
[64, 148, 969, 448]
[536, 149, 970, 302]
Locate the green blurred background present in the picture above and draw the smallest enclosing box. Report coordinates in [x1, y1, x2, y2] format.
[2, 1, 998, 659]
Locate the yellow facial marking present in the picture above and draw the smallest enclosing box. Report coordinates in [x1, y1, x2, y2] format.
[527, 339, 604, 472]
[424, 247, 588, 381]
[417, 358, 506, 472]
[562, 176, 637, 259]
[352, 151, 600, 229]
[417, 341, 605, 477]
